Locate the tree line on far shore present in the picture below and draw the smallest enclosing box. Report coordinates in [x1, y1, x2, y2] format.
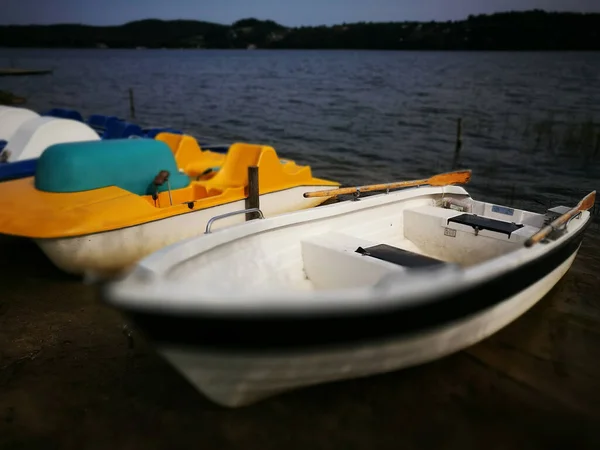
[0, 11, 598, 50]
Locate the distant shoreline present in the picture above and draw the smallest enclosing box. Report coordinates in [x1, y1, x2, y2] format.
[1, 47, 599, 53]
[1, 11, 599, 51]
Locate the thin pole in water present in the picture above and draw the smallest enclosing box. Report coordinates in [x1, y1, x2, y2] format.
[452, 117, 463, 170]
[128, 88, 136, 119]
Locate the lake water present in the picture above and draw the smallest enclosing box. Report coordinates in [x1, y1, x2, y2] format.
[2, 49, 600, 446]
[1, 48, 599, 210]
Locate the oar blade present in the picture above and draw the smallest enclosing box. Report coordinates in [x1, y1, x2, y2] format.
[579, 190, 596, 211]
[428, 170, 472, 187]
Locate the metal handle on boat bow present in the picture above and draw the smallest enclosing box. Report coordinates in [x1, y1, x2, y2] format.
[524, 190, 596, 247]
[205, 208, 265, 234]
[303, 170, 472, 198]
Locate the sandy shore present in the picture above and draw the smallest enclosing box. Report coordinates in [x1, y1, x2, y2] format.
[1, 229, 600, 450]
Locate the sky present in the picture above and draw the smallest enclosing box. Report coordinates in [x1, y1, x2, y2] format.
[1, 0, 599, 27]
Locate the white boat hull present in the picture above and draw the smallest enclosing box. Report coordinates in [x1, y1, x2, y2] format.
[157, 249, 578, 407]
[104, 184, 593, 408]
[0, 106, 39, 142]
[34, 185, 334, 276]
[4, 116, 99, 162]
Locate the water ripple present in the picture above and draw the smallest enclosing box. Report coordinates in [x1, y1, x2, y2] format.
[0, 48, 598, 207]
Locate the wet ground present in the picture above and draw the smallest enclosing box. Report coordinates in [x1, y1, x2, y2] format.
[1, 230, 600, 450]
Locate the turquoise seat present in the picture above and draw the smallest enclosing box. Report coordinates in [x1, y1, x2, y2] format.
[35, 139, 191, 196]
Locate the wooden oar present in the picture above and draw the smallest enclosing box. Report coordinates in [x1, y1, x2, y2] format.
[524, 190, 596, 248]
[303, 170, 472, 198]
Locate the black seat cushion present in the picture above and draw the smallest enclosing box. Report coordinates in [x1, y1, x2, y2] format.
[447, 213, 523, 237]
[356, 244, 447, 268]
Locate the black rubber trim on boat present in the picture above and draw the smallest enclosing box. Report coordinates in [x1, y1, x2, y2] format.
[447, 213, 524, 237]
[114, 217, 591, 351]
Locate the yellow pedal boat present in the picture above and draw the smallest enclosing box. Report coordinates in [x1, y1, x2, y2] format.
[0, 138, 339, 277]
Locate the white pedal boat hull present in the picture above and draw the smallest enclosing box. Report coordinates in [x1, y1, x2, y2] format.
[104, 185, 592, 407]
[35, 185, 333, 277]
[3, 116, 99, 162]
[0, 106, 40, 142]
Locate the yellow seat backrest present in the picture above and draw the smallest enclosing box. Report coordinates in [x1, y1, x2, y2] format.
[255, 147, 312, 193]
[155, 133, 226, 176]
[204, 143, 263, 189]
[174, 135, 207, 169]
[155, 132, 184, 155]
[156, 133, 203, 169]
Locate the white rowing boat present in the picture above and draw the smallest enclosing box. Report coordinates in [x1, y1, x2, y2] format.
[103, 170, 595, 407]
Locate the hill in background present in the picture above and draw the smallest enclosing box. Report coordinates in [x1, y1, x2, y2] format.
[0, 10, 598, 50]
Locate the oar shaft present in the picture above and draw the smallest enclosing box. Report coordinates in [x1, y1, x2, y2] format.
[525, 222, 561, 248]
[524, 191, 595, 247]
[305, 178, 429, 198]
[303, 169, 472, 199]
[524, 209, 577, 247]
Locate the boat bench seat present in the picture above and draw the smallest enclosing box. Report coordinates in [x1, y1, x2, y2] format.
[404, 205, 538, 243]
[403, 205, 541, 266]
[301, 231, 450, 290]
[448, 213, 524, 237]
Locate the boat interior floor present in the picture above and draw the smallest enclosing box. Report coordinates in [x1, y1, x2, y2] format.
[167, 199, 546, 293]
[300, 203, 541, 291]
